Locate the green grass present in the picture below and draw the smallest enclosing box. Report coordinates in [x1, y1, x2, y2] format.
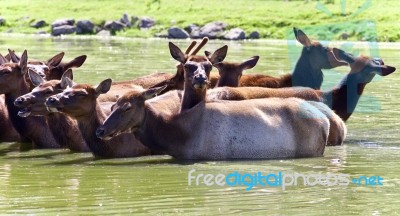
[0, 0, 400, 42]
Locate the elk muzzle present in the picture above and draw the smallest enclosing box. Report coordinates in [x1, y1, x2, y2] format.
[192, 72, 209, 90]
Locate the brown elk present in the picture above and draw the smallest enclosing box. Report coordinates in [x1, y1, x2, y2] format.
[148, 37, 223, 95]
[204, 48, 396, 143]
[0, 50, 60, 148]
[45, 79, 151, 158]
[96, 88, 331, 160]
[166, 41, 227, 111]
[328, 48, 396, 121]
[174, 41, 345, 146]
[208, 49, 396, 121]
[14, 70, 89, 152]
[96, 43, 332, 160]
[7, 49, 87, 80]
[211, 27, 347, 89]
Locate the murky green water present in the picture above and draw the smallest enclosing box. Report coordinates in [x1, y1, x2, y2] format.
[1, 34, 400, 215]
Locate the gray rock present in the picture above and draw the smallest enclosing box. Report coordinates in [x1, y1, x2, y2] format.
[52, 18, 75, 28]
[249, 31, 260, 39]
[224, 28, 245, 40]
[120, 13, 131, 27]
[31, 20, 47, 28]
[97, 30, 111, 37]
[168, 27, 189, 39]
[199, 21, 228, 39]
[76, 20, 94, 34]
[341, 32, 350, 40]
[104, 20, 126, 31]
[5, 29, 13, 33]
[190, 28, 201, 39]
[0, 17, 5, 26]
[140, 17, 155, 29]
[185, 24, 199, 34]
[52, 25, 76, 36]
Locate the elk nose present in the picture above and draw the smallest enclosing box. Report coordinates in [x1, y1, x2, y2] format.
[194, 74, 207, 82]
[14, 97, 25, 106]
[96, 127, 105, 137]
[47, 97, 57, 104]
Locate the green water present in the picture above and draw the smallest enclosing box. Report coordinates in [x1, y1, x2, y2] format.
[1, 35, 400, 215]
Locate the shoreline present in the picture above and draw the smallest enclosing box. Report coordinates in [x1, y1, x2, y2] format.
[1, 32, 400, 50]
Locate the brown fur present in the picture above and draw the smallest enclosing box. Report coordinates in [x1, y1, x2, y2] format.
[0, 95, 21, 142]
[0, 51, 60, 148]
[45, 80, 152, 158]
[213, 28, 347, 89]
[15, 73, 89, 152]
[327, 48, 396, 121]
[97, 87, 330, 160]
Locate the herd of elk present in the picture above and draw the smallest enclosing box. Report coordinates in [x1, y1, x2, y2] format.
[0, 27, 396, 160]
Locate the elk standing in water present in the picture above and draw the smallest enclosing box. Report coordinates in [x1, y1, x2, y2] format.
[14, 70, 89, 152]
[211, 27, 347, 89]
[205, 48, 396, 145]
[45, 79, 151, 158]
[327, 48, 396, 121]
[0, 54, 22, 142]
[210, 49, 396, 121]
[0, 51, 88, 143]
[0, 50, 59, 148]
[96, 43, 331, 160]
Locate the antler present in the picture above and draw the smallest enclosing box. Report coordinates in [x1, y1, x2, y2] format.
[190, 37, 209, 56]
[185, 41, 197, 55]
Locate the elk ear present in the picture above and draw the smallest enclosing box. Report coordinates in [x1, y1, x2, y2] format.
[63, 55, 87, 69]
[8, 49, 20, 63]
[294, 27, 312, 47]
[333, 48, 355, 64]
[142, 85, 168, 100]
[47, 52, 65, 67]
[208, 45, 228, 64]
[19, 50, 28, 75]
[376, 65, 396, 76]
[0, 53, 8, 64]
[204, 50, 212, 58]
[60, 69, 74, 89]
[95, 79, 112, 95]
[4, 53, 11, 62]
[169, 42, 186, 63]
[28, 69, 45, 87]
[240, 56, 259, 70]
[63, 77, 74, 89]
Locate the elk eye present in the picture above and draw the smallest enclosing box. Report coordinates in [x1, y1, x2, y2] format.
[76, 93, 86, 97]
[124, 106, 132, 112]
[185, 64, 197, 72]
[204, 64, 212, 71]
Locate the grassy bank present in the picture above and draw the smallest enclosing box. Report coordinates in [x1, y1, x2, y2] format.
[0, 0, 399, 42]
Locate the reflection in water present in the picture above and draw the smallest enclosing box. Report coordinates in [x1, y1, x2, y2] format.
[0, 35, 400, 214]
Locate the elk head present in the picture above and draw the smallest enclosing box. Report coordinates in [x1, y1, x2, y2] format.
[14, 69, 73, 117]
